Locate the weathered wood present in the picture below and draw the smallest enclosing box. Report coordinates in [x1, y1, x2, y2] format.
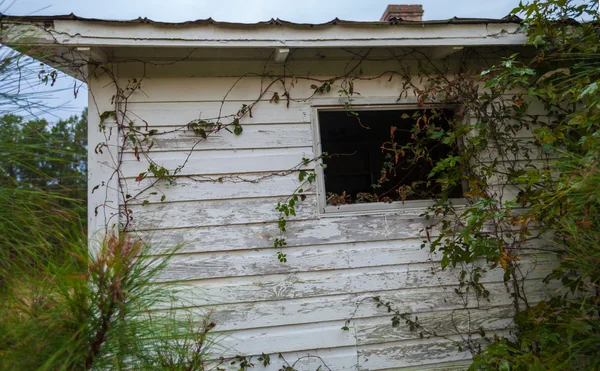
[81, 44, 555, 370]
[88, 68, 120, 238]
[112, 46, 433, 62]
[132, 210, 553, 254]
[213, 314, 508, 361]
[124, 172, 314, 204]
[131, 213, 421, 253]
[210, 345, 359, 371]
[124, 195, 318, 230]
[120, 148, 314, 178]
[393, 360, 472, 371]
[179, 280, 552, 333]
[214, 322, 355, 358]
[355, 306, 515, 345]
[356, 332, 507, 370]
[50, 19, 524, 49]
[478, 143, 552, 163]
[207, 323, 515, 368]
[124, 75, 439, 103]
[124, 101, 310, 126]
[156, 241, 555, 282]
[159, 241, 433, 282]
[164, 254, 555, 307]
[122, 123, 313, 152]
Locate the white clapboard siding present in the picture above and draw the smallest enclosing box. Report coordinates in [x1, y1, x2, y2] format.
[131, 213, 420, 253]
[156, 242, 555, 282]
[166, 256, 556, 307]
[480, 146, 555, 164]
[124, 75, 437, 103]
[99, 45, 558, 370]
[210, 346, 359, 371]
[215, 321, 355, 358]
[124, 195, 318, 230]
[355, 306, 515, 345]
[123, 173, 314, 204]
[214, 312, 506, 360]
[131, 211, 553, 254]
[356, 331, 512, 371]
[122, 123, 313, 152]
[120, 148, 314, 178]
[211, 316, 512, 364]
[124, 101, 311, 126]
[179, 279, 551, 333]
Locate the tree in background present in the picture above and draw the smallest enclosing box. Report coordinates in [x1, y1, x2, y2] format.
[0, 110, 87, 200]
[0, 12, 226, 371]
[0, 110, 87, 277]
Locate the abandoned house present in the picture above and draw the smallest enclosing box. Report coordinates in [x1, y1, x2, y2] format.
[5, 4, 554, 370]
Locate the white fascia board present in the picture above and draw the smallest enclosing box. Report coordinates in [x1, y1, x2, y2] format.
[48, 21, 526, 48]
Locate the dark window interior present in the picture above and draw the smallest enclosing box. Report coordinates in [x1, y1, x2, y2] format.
[318, 109, 463, 205]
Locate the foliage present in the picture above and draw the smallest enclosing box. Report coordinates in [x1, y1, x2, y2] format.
[366, 0, 600, 369]
[0, 111, 87, 278]
[0, 234, 223, 370]
[332, 1, 600, 369]
[8, 0, 599, 368]
[0, 111, 87, 198]
[466, 1, 600, 369]
[0, 25, 228, 370]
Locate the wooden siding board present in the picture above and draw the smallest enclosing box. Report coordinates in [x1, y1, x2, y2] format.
[132, 212, 553, 254]
[214, 346, 359, 371]
[124, 76, 430, 103]
[215, 322, 356, 358]
[133, 214, 407, 253]
[88, 67, 121, 238]
[154, 241, 554, 282]
[356, 333, 499, 371]
[51, 20, 524, 48]
[165, 259, 554, 308]
[124, 195, 318, 230]
[124, 173, 314, 204]
[124, 101, 311, 126]
[93, 53, 557, 369]
[117, 59, 461, 78]
[122, 123, 313, 152]
[184, 281, 547, 332]
[120, 148, 314, 178]
[355, 306, 515, 345]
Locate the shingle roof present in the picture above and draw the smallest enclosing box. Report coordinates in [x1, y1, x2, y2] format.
[0, 13, 523, 27]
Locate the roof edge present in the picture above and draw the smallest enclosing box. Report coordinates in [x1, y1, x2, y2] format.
[0, 13, 523, 27]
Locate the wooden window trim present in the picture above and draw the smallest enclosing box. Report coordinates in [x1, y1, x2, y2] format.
[310, 98, 468, 216]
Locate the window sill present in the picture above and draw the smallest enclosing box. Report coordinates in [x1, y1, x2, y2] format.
[321, 198, 468, 217]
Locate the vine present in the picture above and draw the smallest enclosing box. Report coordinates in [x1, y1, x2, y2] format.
[13, 7, 595, 368]
[86, 47, 538, 363]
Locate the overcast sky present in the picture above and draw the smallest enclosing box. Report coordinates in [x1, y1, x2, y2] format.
[7, 0, 519, 22]
[4, 0, 520, 121]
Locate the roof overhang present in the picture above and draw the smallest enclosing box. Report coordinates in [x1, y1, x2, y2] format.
[1, 14, 527, 78]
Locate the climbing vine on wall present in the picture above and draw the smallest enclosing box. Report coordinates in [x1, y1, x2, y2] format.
[18, 0, 600, 368]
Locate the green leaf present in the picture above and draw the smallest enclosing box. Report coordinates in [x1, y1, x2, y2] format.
[579, 82, 598, 99]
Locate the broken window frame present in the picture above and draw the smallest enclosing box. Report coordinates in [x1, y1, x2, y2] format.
[311, 100, 468, 215]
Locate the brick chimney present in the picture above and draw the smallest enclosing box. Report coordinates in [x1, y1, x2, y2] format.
[380, 4, 424, 21]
